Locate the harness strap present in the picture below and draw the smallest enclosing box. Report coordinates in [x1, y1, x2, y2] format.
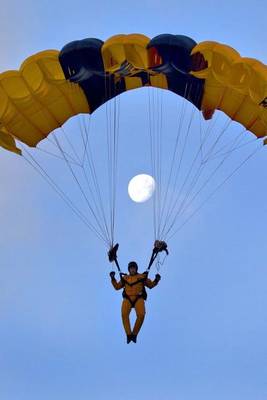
[122, 290, 147, 308]
[121, 274, 147, 307]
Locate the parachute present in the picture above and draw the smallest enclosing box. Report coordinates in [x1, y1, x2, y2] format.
[0, 34, 266, 251]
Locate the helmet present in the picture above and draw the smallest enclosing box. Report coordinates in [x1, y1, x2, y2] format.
[128, 261, 138, 271]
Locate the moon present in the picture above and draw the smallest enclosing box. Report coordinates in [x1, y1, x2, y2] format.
[128, 174, 156, 203]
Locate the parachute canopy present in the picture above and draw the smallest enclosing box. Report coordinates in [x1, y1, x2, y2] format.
[0, 33, 267, 155]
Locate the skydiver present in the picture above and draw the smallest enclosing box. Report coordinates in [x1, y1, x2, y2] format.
[108, 241, 168, 344]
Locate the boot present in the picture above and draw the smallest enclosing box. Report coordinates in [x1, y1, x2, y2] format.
[131, 334, 137, 343]
[127, 335, 132, 344]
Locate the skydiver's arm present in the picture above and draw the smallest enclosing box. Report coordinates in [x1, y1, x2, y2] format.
[111, 277, 124, 290]
[145, 274, 161, 289]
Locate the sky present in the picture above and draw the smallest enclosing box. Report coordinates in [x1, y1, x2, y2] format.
[1, 1, 267, 399]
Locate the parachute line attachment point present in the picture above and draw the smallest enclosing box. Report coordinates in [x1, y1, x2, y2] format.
[147, 240, 169, 272]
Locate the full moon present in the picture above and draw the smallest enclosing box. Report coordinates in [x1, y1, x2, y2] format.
[128, 174, 156, 203]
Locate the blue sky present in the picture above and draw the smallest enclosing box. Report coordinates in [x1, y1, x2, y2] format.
[1, 1, 267, 399]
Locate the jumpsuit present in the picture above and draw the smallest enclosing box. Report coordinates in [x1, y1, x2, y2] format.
[111, 273, 158, 336]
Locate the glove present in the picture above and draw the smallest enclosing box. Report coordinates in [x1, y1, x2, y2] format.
[110, 271, 116, 279]
[155, 273, 161, 282]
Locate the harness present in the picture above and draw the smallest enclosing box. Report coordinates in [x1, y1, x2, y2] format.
[120, 274, 148, 308]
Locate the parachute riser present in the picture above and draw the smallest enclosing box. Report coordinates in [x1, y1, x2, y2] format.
[108, 240, 168, 275]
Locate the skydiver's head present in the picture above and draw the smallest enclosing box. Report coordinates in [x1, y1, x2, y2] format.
[128, 261, 138, 275]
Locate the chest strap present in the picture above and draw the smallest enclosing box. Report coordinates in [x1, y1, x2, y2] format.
[121, 275, 147, 287]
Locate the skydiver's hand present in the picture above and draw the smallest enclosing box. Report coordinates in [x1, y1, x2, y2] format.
[110, 271, 116, 279]
[155, 273, 161, 282]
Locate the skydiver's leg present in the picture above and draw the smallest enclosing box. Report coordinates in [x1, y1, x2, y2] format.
[121, 299, 132, 336]
[132, 298, 146, 336]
